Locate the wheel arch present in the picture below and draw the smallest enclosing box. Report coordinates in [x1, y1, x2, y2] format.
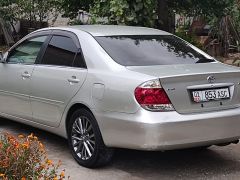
[65, 103, 93, 134]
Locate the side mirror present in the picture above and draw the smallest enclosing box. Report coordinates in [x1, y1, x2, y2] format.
[0, 51, 7, 63]
[0, 51, 3, 61]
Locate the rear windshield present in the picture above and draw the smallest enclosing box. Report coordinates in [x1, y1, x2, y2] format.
[95, 35, 215, 66]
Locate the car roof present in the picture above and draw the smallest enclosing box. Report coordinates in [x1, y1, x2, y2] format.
[68, 25, 171, 36]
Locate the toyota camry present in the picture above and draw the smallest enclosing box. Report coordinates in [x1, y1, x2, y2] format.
[0, 25, 240, 168]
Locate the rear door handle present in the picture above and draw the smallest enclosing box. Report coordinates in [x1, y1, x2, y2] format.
[68, 76, 80, 84]
[21, 71, 31, 78]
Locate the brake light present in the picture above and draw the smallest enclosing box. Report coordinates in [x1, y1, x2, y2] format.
[134, 79, 174, 111]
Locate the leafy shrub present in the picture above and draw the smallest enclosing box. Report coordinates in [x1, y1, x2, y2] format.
[175, 28, 204, 50]
[0, 133, 68, 180]
[68, 19, 84, 25]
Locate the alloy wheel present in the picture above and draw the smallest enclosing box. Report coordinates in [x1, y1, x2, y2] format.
[71, 116, 95, 160]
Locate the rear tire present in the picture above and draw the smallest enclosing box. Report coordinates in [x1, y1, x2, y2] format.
[67, 108, 114, 168]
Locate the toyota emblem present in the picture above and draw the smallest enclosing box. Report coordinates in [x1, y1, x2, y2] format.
[207, 75, 216, 83]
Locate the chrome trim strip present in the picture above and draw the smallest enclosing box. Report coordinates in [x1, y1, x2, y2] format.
[0, 111, 55, 128]
[30, 95, 64, 105]
[187, 83, 235, 90]
[0, 90, 64, 105]
[35, 64, 87, 70]
[0, 90, 29, 98]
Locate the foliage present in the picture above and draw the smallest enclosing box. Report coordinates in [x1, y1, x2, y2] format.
[60, 0, 94, 19]
[169, 0, 236, 18]
[0, 0, 18, 30]
[0, 0, 16, 20]
[1, 0, 240, 39]
[175, 27, 203, 49]
[68, 19, 84, 25]
[55, 0, 240, 33]
[17, 0, 60, 25]
[0, 133, 68, 180]
[230, 0, 240, 31]
[170, 0, 240, 31]
[90, 0, 157, 27]
[90, 0, 240, 29]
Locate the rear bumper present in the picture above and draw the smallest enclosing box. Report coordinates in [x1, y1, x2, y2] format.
[95, 107, 240, 150]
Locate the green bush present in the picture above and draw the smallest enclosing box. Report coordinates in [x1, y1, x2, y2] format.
[175, 28, 204, 50]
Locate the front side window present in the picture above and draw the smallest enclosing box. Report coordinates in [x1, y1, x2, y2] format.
[95, 35, 215, 66]
[8, 36, 47, 64]
[41, 35, 85, 67]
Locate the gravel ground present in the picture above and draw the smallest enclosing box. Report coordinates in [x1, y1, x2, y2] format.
[1, 118, 240, 180]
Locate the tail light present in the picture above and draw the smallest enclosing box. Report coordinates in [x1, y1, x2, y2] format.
[134, 79, 174, 111]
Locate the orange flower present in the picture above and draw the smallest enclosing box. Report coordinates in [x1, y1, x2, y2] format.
[57, 160, 62, 168]
[18, 134, 25, 139]
[22, 142, 30, 149]
[7, 135, 15, 141]
[12, 141, 19, 148]
[28, 133, 34, 140]
[46, 159, 53, 166]
[39, 142, 44, 149]
[33, 136, 38, 141]
[39, 142, 45, 152]
[60, 171, 65, 177]
[0, 133, 66, 179]
[15, 144, 20, 149]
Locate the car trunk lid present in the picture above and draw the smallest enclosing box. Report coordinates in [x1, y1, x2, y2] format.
[127, 63, 240, 114]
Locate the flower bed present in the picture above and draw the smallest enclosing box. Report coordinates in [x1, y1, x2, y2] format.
[0, 133, 68, 180]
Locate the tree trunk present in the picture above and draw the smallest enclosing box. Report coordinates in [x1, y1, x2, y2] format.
[156, 0, 174, 33]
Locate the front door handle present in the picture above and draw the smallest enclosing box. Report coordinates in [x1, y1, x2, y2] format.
[68, 76, 80, 84]
[21, 71, 31, 79]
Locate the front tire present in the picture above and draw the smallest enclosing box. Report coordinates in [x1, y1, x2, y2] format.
[67, 108, 114, 168]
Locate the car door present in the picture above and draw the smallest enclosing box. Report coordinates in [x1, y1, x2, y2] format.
[0, 35, 49, 119]
[30, 30, 87, 127]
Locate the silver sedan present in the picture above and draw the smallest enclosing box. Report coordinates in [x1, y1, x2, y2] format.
[0, 25, 240, 168]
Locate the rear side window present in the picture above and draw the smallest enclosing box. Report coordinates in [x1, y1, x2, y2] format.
[41, 35, 85, 68]
[95, 35, 215, 66]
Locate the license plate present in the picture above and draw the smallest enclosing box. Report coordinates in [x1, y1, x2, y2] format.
[192, 88, 230, 103]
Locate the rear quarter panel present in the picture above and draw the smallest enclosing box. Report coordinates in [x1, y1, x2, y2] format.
[67, 30, 155, 114]
[70, 69, 154, 114]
